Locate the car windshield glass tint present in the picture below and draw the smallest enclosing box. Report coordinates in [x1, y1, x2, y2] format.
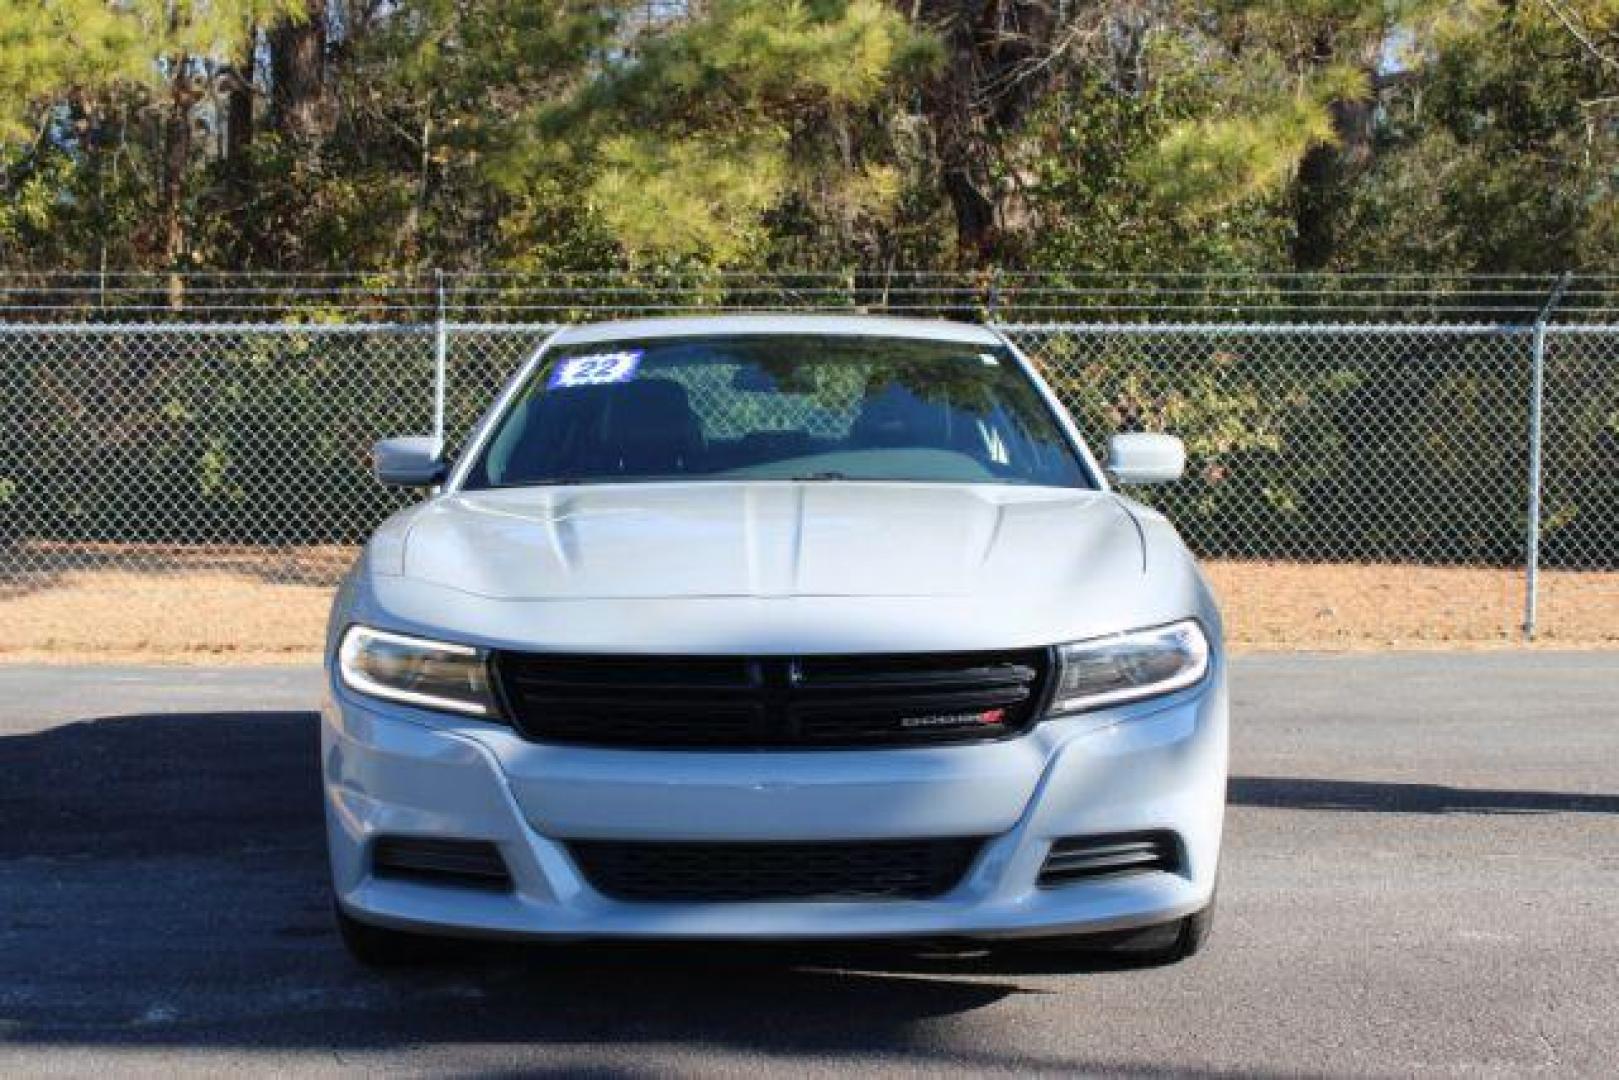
[462, 334, 1091, 489]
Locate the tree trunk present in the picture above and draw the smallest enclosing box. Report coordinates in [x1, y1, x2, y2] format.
[913, 0, 1069, 267]
[224, 27, 256, 173]
[269, 0, 328, 147]
[925, 59, 999, 265]
[1291, 142, 1337, 271]
[161, 58, 196, 304]
[1291, 31, 1376, 271]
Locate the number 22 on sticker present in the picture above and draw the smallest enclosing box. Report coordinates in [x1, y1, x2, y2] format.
[548, 351, 643, 389]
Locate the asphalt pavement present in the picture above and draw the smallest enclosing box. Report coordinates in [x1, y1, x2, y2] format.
[1, 653, 1616, 1077]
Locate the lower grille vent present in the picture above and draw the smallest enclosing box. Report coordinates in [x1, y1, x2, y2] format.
[1038, 831, 1181, 887]
[372, 836, 512, 890]
[569, 837, 984, 902]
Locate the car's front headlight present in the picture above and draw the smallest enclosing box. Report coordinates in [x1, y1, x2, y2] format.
[337, 625, 500, 718]
[1049, 619, 1210, 716]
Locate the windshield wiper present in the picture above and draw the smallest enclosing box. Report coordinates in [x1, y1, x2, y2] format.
[789, 471, 851, 481]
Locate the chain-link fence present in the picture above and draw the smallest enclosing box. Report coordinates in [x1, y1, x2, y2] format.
[1, 277, 1615, 656]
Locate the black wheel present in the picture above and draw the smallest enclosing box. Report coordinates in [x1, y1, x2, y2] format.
[1173, 901, 1215, 959]
[333, 901, 449, 967]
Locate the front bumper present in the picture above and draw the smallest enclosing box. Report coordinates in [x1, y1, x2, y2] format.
[323, 669, 1227, 942]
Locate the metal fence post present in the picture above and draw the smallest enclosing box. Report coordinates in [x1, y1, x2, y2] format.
[433, 269, 448, 450]
[1523, 272, 1572, 641]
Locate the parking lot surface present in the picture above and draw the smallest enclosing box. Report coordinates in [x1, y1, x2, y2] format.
[2, 653, 1616, 1077]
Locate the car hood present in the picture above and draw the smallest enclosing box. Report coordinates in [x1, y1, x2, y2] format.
[394, 482, 1142, 602]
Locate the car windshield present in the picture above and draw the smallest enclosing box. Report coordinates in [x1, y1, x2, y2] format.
[461, 333, 1092, 489]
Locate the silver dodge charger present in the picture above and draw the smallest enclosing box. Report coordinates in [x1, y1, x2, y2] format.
[324, 314, 1227, 966]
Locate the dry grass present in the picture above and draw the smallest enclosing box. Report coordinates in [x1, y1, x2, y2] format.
[0, 554, 1613, 663]
[1206, 561, 1618, 649]
[0, 569, 333, 664]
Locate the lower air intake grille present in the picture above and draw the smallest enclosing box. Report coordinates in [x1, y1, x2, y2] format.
[372, 836, 512, 890]
[569, 838, 984, 902]
[1038, 831, 1181, 887]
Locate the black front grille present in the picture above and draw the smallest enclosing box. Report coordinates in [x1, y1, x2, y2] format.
[492, 649, 1052, 748]
[1038, 831, 1182, 887]
[569, 838, 984, 902]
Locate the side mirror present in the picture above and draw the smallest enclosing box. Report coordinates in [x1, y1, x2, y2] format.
[373, 437, 445, 488]
[1105, 432, 1185, 485]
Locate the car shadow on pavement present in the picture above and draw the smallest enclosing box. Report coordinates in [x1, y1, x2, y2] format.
[0, 709, 1206, 1073]
[7, 708, 1610, 1067]
[1229, 776, 1619, 815]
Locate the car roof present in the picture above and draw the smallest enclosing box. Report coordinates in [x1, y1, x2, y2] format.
[550, 313, 1004, 348]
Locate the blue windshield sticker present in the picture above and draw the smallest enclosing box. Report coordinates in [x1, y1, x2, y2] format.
[548, 350, 643, 389]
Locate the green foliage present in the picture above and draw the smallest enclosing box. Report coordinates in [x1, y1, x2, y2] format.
[1038, 331, 1541, 562]
[1018, 44, 1292, 272]
[4, 331, 425, 546]
[1337, 0, 1619, 271]
[0, 1, 148, 142]
[1144, 74, 1361, 214]
[7, 0, 1619, 573]
[2, 0, 1618, 273]
[590, 131, 790, 261]
[498, 0, 934, 265]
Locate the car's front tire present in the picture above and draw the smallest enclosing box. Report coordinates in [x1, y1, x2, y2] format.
[1173, 901, 1215, 959]
[1023, 902, 1215, 968]
[333, 901, 450, 967]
